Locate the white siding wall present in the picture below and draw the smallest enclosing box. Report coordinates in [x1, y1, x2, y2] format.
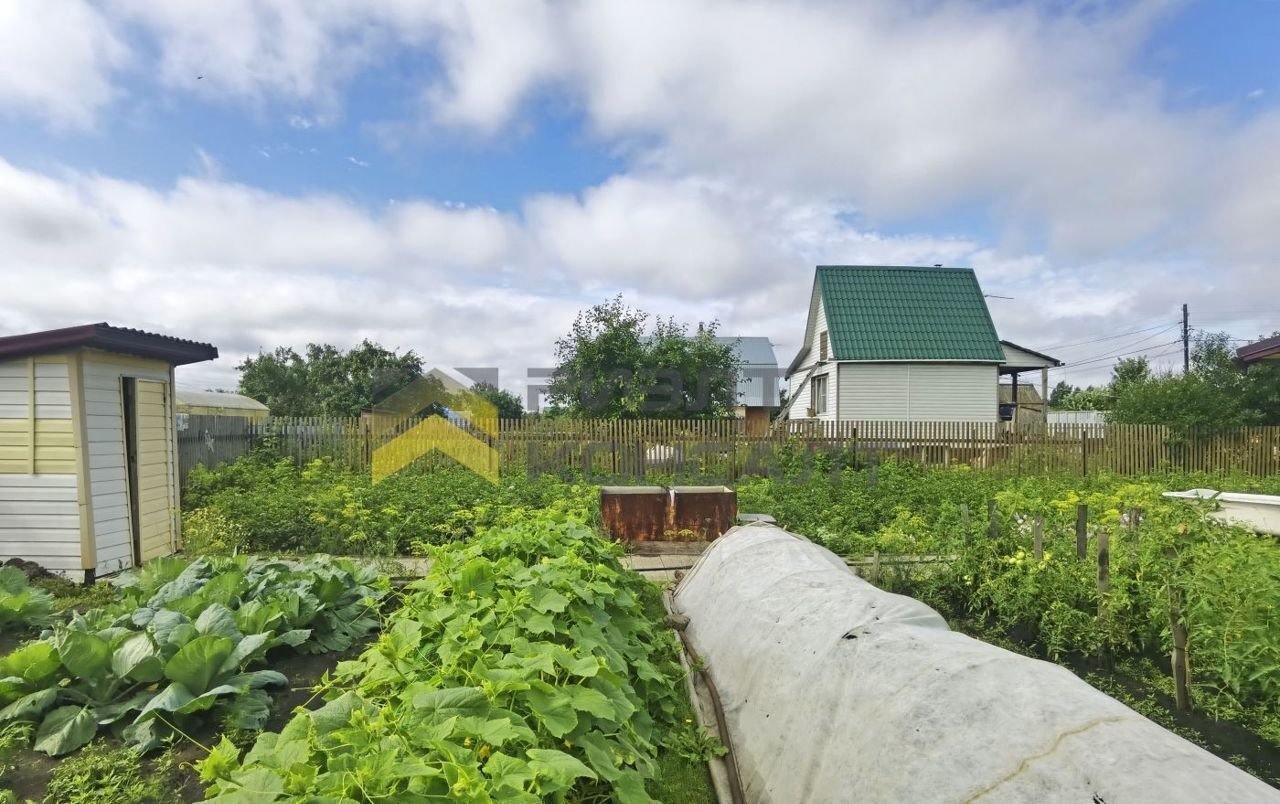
[788, 296, 830, 420]
[838, 363, 997, 421]
[82, 355, 170, 575]
[838, 364, 909, 419]
[0, 359, 80, 574]
[0, 476, 81, 573]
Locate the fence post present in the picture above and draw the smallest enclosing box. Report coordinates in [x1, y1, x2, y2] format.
[1075, 504, 1088, 559]
[1080, 429, 1089, 476]
[1033, 516, 1044, 562]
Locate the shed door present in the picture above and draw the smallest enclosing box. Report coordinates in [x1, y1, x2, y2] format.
[134, 380, 175, 561]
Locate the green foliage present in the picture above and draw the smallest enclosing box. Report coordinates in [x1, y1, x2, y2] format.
[182, 453, 596, 555]
[548, 295, 741, 419]
[739, 461, 1280, 737]
[237, 340, 424, 417]
[32, 576, 118, 614]
[1106, 331, 1280, 429]
[201, 512, 693, 803]
[0, 567, 54, 632]
[180, 508, 251, 557]
[0, 555, 387, 757]
[40, 742, 182, 804]
[472, 382, 525, 419]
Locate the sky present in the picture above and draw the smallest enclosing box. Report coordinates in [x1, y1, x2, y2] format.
[0, 0, 1277, 402]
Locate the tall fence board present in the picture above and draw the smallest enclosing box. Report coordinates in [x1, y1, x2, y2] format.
[176, 415, 1280, 484]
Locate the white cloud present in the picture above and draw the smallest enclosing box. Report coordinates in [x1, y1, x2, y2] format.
[0, 0, 127, 128]
[5, 154, 1249, 393]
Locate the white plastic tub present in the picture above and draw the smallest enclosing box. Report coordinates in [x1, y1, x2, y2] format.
[1163, 489, 1280, 535]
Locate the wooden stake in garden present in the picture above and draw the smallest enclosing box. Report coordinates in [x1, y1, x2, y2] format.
[1075, 504, 1088, 559]
[1128, 506, 1142, 558]
[987, 499, 999, 540]
[1033, 516, 1044, 562]
[960, 504, 971, 545]
[1097, 528, 1111, 661]
[1097, 529, 1110, 599]
[1165, 545, 1191, 711]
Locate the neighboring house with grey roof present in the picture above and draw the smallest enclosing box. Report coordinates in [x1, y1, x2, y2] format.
[784, 266, 1059, 423]
[716, 336, 780, 433]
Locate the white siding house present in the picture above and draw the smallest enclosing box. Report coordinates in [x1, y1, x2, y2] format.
[786, 266, 1042, 424]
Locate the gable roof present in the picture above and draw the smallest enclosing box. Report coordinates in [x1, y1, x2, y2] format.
[716, 336, 780, 407]
[814, 265, 1004, 362]
[0, 323, 218, 366]
[715, 336, 778, 367]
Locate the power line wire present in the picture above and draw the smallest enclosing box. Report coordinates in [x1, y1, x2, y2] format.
[1048, 339, 1183, 375]
[1051, 324, 1180, 367]
[1040, 321, 1180, 351]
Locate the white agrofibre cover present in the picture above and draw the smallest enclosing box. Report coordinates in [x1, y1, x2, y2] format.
[672, 524, 1280, 804]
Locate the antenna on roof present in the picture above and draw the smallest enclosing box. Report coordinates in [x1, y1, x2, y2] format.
[984, 294, 1015, 300]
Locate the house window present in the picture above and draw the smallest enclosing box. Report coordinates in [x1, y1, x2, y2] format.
[819, 331, 829, 362]
[812, 374, 828, 415]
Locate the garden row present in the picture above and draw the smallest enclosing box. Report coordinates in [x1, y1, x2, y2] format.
[200, 510, 713, 802]
[0, 467, 714, 802]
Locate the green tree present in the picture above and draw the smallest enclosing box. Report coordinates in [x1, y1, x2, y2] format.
[238, 341, 423, 416]
[548, 296, 740, 418]
[1048, 381, 1076, 407]
[1110, 356, 1151, 389]
[471, 383, 524, 419]
[1107, 332, 1268, 432]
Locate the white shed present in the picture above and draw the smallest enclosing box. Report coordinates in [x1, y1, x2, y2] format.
[0, 324, 218, 579]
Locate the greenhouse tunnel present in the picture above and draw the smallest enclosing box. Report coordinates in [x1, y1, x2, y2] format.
[672, 523, 1280, 804]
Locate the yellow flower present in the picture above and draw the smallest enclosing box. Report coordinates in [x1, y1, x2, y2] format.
[464, 737, 473, 747]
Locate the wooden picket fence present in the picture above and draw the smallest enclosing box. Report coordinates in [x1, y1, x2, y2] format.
[177, 414, 1280, 483]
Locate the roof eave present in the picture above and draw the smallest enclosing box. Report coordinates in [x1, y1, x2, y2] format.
[0, 323, 218, 366]
[1237, 335, 1280, 364]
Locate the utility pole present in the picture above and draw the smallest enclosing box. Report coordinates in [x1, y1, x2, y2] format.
[1181, 304, 1190, 373]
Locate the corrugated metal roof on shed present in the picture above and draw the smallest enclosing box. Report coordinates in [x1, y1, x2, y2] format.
[816, 266, 1004, 362]
[0, 323, 218, 366]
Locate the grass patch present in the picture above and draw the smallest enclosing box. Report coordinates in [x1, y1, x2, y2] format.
[31, 576, 117, 613]
[648, 680, 719, 804]
[640, 581, 719, 804]
[38, 743, 183, 804]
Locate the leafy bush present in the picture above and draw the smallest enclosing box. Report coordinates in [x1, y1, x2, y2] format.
[201, 511, 692, 803]
[0, 566, 54, 632]
[183, 453, 597, 556]
[0, 555, 388, 757]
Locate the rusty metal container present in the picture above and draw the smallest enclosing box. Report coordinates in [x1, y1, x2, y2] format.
[670, 485, 737, 541]
[600, 486, 669, 543]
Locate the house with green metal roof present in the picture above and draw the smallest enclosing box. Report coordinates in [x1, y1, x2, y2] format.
[784, 266, 1059, 422]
